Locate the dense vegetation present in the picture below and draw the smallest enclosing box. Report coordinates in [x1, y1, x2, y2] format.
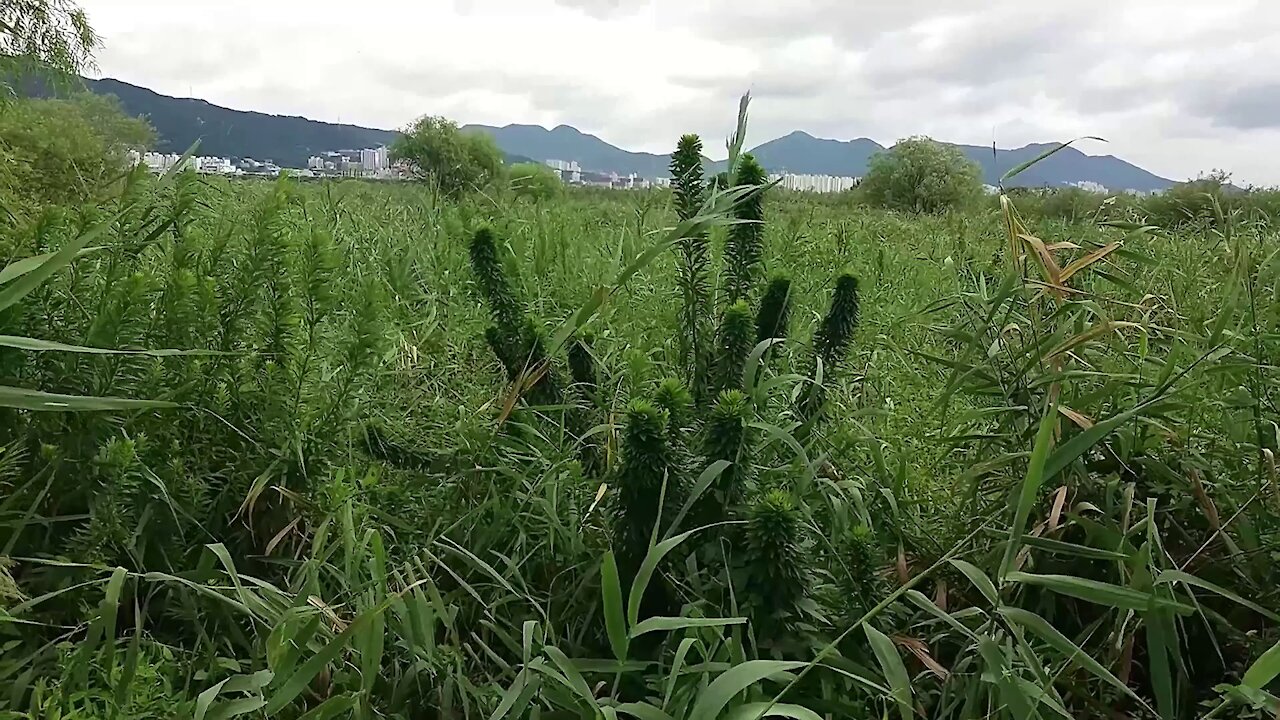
[4, 5, 1280, 719]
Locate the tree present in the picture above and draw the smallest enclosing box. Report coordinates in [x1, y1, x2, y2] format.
[859, 136, 982, 214]
[0, 91, 154, 212]
[507, 162, 562, 202]
[390, 115, 502, 198]
[1, 0, 98, 99]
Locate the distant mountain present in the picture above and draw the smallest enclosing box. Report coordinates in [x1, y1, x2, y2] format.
[82, 78, 398, 168]
[952, 142, 1172, 193]
[66, 77, 1174, 191]
[462, 123, 676, 179]
[469, 124, 1173, 191]
[746, 131, 883, 177]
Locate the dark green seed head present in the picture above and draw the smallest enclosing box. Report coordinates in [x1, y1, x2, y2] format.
[756, 275, 792, 343]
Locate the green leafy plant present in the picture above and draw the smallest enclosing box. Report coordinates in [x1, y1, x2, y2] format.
[859, 136, 983, 213]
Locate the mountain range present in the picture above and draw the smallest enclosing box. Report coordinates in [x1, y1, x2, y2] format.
[74, 77, 1174, 191]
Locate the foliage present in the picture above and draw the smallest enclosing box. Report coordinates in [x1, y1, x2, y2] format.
[670, 133, 711, 399]
[507, 161, 563, 202]
[0, 85, 1276, 720]
[860, 135, 983, 213]
[390, 114, 502, 198]
[723, 153, 767, 303]
[0, 0, 98, 98]
[0, 92, 154, 215]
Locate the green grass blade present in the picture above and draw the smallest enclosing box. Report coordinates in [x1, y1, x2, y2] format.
[614, 702, 677, 720]
[999, 606, 1149, 710]
[0, 245, 105, 285]
[1007, 572, 1192, 614]
[949, 559, 998, 606]
[630, 616, 746, 639]
[1001, 404, 1057, 581]
[865, 625, 912, 720]
[0, 385, 178, 411]
[689, 660, 805, 720]
[664, 637, 698, 710]
[0, 212, 121, 313]
[1156, 569, 1280, 622]
[725, 703, 821, 720]
[1243, 637, 1280, 690]
[0, 335, 226, 356]
[1000, 136, 1106, 184]
[601, 551, 629, 662]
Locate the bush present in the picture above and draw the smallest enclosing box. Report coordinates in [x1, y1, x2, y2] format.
[390, 115, 502, 198]
[507, 162, 563, 202]
[0, 92, 154, 215]
[859, 136, 983, 213]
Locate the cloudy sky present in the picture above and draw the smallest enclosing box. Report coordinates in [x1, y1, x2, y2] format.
[84, 0, 1277, 185]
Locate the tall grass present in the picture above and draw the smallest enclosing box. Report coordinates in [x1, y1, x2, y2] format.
[0, 117, 1277, 718]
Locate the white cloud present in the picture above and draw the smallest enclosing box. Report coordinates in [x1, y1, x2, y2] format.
[83, 0, 1280, 185]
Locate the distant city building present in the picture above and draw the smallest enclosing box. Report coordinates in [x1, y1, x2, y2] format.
[197, 156, 237, 175]
[1071, 180, 1107, 193]
[768, 172, 859, 193]
[545, 159, 582, 183]
[138, 151, 198, 174]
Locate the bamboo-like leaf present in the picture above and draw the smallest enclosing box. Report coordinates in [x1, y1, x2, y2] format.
[666, 460, 731, 539]
[865, 626, 912, 720]
[615, 702, 677, 720]
[1059, 241, 1122, 284]
[1146, 609, 1177, 719]
[0, 335, 226, 356]
[630, 616, 746, 639]
[665, 637, 698, 710]
[1008, 572, 1192, 614]
[949, 559, 998, 606]
[1243, 637, 1280, 690]
[999, 606, 1149, 710]
[0, 210, 123, 312]
[296, 695, 359, 720]
[0, 385, 177, 411]
[1000, 136, 1106, 184]
[601, 552, 629, 662]
[0, 245, 105, 285]
[1001, 404, 1057, 580]
[542, 645, 600, 710]
[488, 669, 536, 720]
[724, 703, 822, 720]
[628, 526, 710, 628]
[264, 595, 399, 714]
[1021, 536, 1129, 561]
[1156, 570, 1280, 622]
[689, 660, 805, 720]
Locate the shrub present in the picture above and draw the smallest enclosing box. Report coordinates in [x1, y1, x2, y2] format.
[391, 115, 502, 198]
[0, 92, 153, 214]
[507, 162, 563, 202]
[859, 136, 983, 213]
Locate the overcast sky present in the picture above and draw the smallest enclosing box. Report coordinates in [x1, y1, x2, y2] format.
[84, 0, 1278, 185]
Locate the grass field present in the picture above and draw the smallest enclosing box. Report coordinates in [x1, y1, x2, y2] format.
[1, 153, 1278, 718]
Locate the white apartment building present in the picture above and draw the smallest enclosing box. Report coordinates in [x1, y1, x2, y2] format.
[544, 159, 582, 183]
[140, 152, 198, 173]
[197, 156, 237, 175]
[768, 172, 859, 193]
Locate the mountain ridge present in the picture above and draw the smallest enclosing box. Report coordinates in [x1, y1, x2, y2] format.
[75, 77, 1174, 191]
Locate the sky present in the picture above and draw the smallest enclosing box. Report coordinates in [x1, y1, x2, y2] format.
[82, 0, 1280, 186]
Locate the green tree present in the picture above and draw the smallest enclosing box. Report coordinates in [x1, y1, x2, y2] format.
[507, 161, 563, 202]
[1, 0, 98, 98]
[859, 136, 982, 213]
[391, 115, 502, 198]
[0, 92, 154, 213]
